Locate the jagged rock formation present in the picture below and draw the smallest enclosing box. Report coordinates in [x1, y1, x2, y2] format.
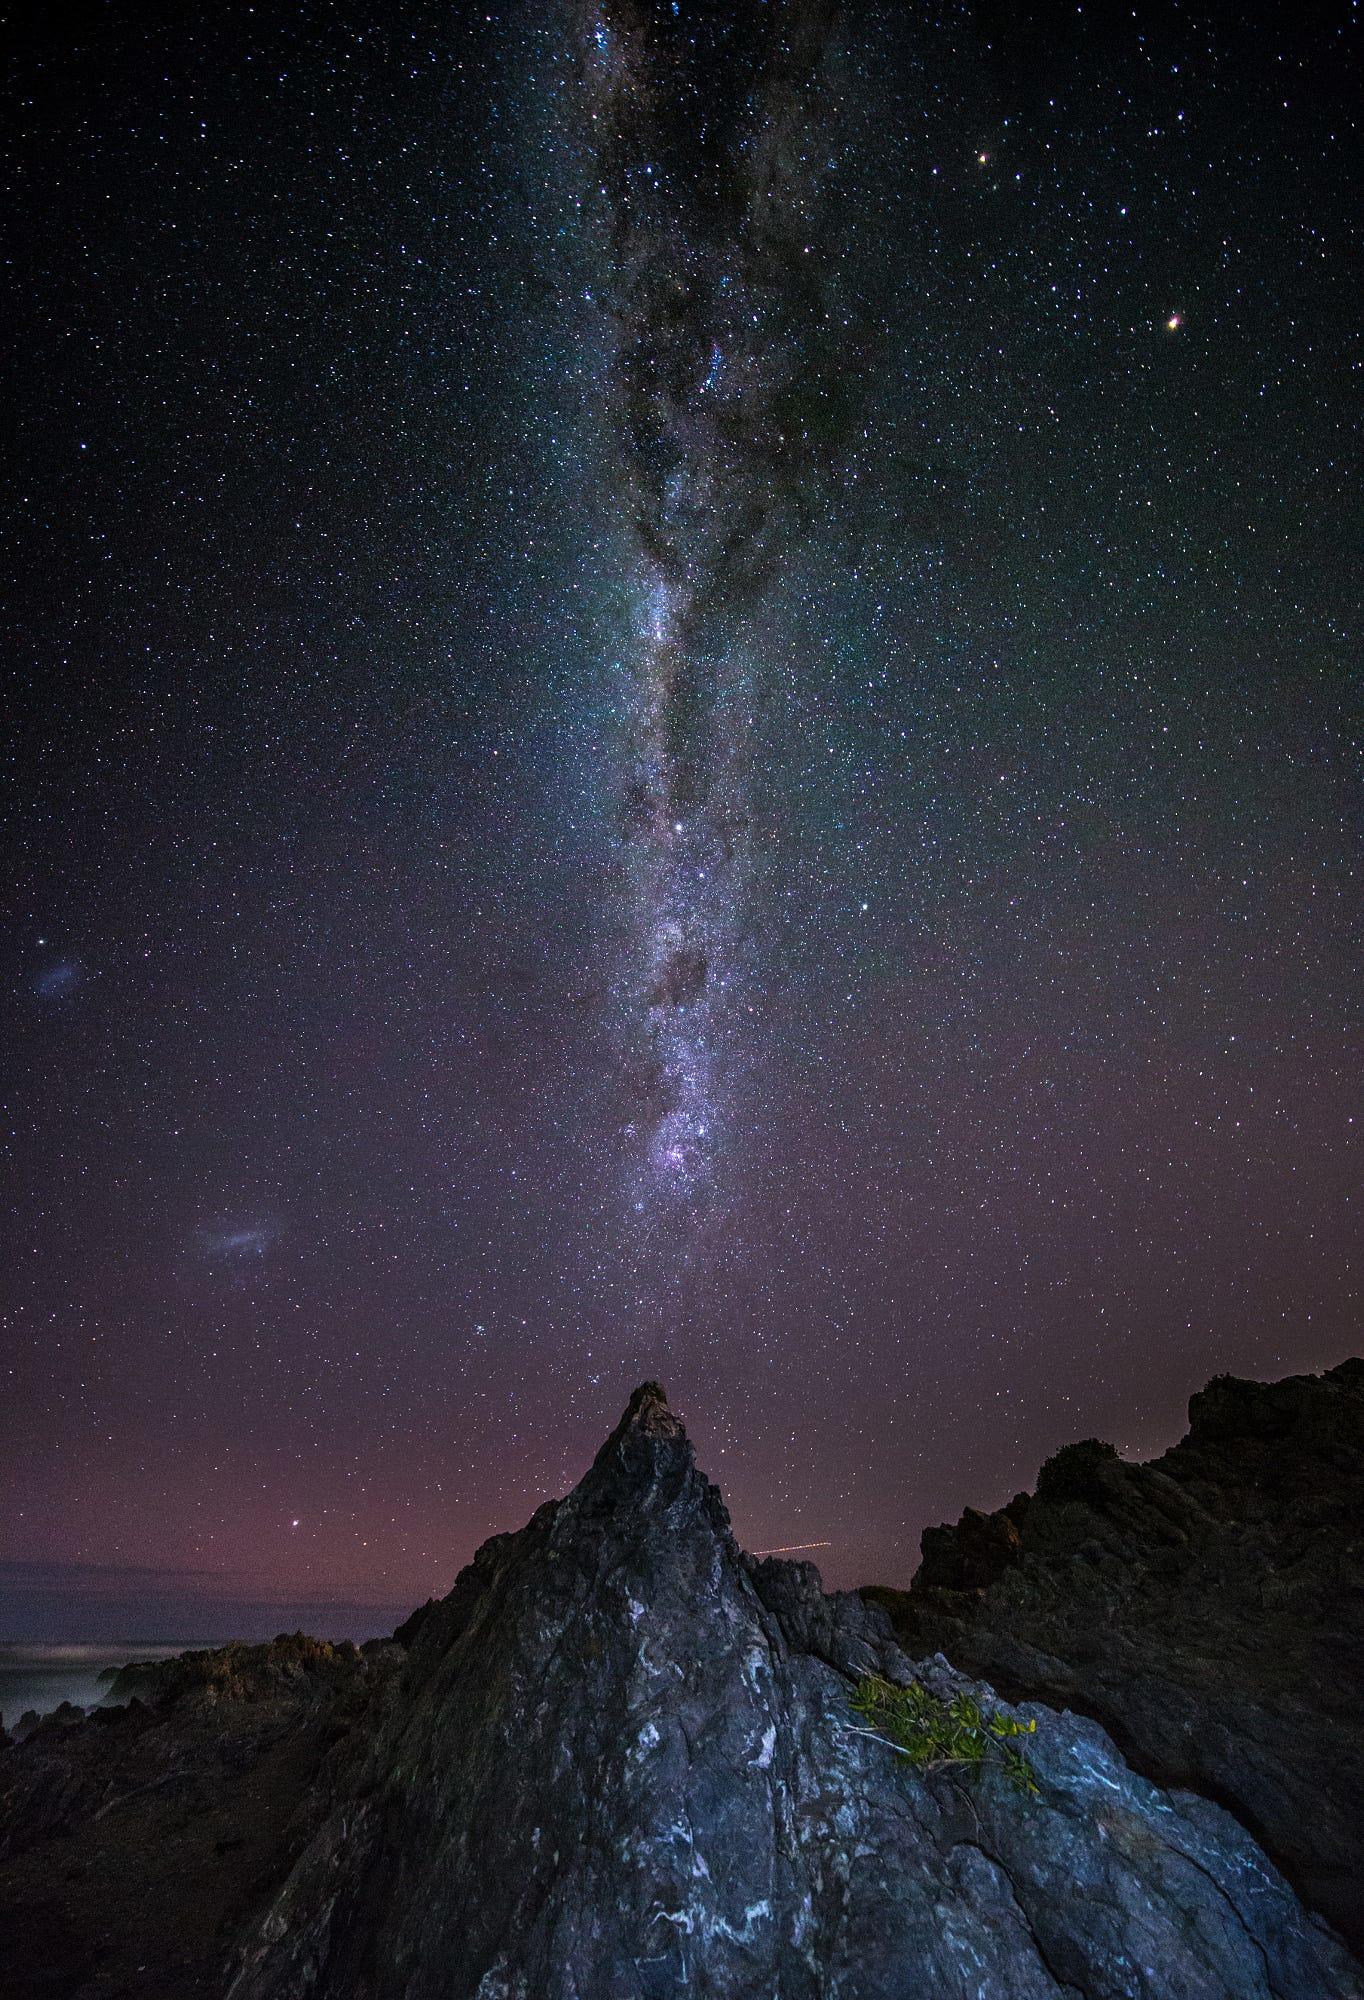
[870, 1358, 1364, 1958]
[2, 1378, 1360, 1998]
[226, 1382, 1358, 1999]
[0, 1635, 397, 1998]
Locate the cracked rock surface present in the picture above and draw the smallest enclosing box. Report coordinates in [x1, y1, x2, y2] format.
[227, 1383, 1361, 2000]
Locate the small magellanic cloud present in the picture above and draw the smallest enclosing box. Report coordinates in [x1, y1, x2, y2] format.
[35, 959, 84, 999]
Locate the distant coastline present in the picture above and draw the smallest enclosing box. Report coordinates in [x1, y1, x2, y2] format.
[0, 1562, 411, 1656]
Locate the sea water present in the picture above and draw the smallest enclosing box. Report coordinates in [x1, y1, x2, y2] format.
[0, 1641, 184, 1727]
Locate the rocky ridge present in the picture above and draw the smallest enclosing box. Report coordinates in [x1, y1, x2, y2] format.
[870, 1357, 1364, 1955]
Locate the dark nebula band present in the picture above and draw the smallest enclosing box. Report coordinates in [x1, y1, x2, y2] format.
[580, 0, 845, 1206]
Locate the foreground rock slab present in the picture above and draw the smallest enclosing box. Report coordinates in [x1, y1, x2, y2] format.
[227, 1383, 1360, 2000]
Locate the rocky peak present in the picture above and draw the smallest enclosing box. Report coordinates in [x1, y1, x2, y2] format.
[570, 1374, 704, 1514]
[224, 1382, 1361, 2000]
[611, 1376, 686, 1442]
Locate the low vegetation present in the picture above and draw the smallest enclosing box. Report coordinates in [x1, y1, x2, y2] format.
[850, 1675, 1040, 1796]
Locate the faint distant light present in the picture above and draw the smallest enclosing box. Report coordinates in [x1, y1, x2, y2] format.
[752, 1540, 833, 1557]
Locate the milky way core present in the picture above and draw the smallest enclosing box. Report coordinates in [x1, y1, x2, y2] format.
[581, 1, 845, 1210]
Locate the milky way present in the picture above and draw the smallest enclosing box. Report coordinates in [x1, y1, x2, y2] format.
[580, 1, 845, 1209]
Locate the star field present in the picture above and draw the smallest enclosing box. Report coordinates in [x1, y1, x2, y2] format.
[1, 0, 1360, 1637]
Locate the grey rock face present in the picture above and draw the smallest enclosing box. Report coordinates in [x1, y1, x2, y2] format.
[230, 1383, 1361, 2000]
[876, 1357, 1364, 1954]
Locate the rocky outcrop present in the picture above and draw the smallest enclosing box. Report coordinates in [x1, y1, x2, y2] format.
[873, 1357, 1364, 1956]
[0, 1632, 395, 1998]
[103, 1630, 381, 1708]
[226, 1382, 1359, 1999]
[3, 1378, 1360, 1998]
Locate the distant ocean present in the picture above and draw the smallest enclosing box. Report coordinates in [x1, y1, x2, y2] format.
[0, 1641, 192, 1727]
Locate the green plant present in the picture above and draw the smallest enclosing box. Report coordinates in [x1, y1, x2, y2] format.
[849, 1675, 1040, 1797]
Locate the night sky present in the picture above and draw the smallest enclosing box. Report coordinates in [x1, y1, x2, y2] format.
[3, 0, 1360, 1641]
